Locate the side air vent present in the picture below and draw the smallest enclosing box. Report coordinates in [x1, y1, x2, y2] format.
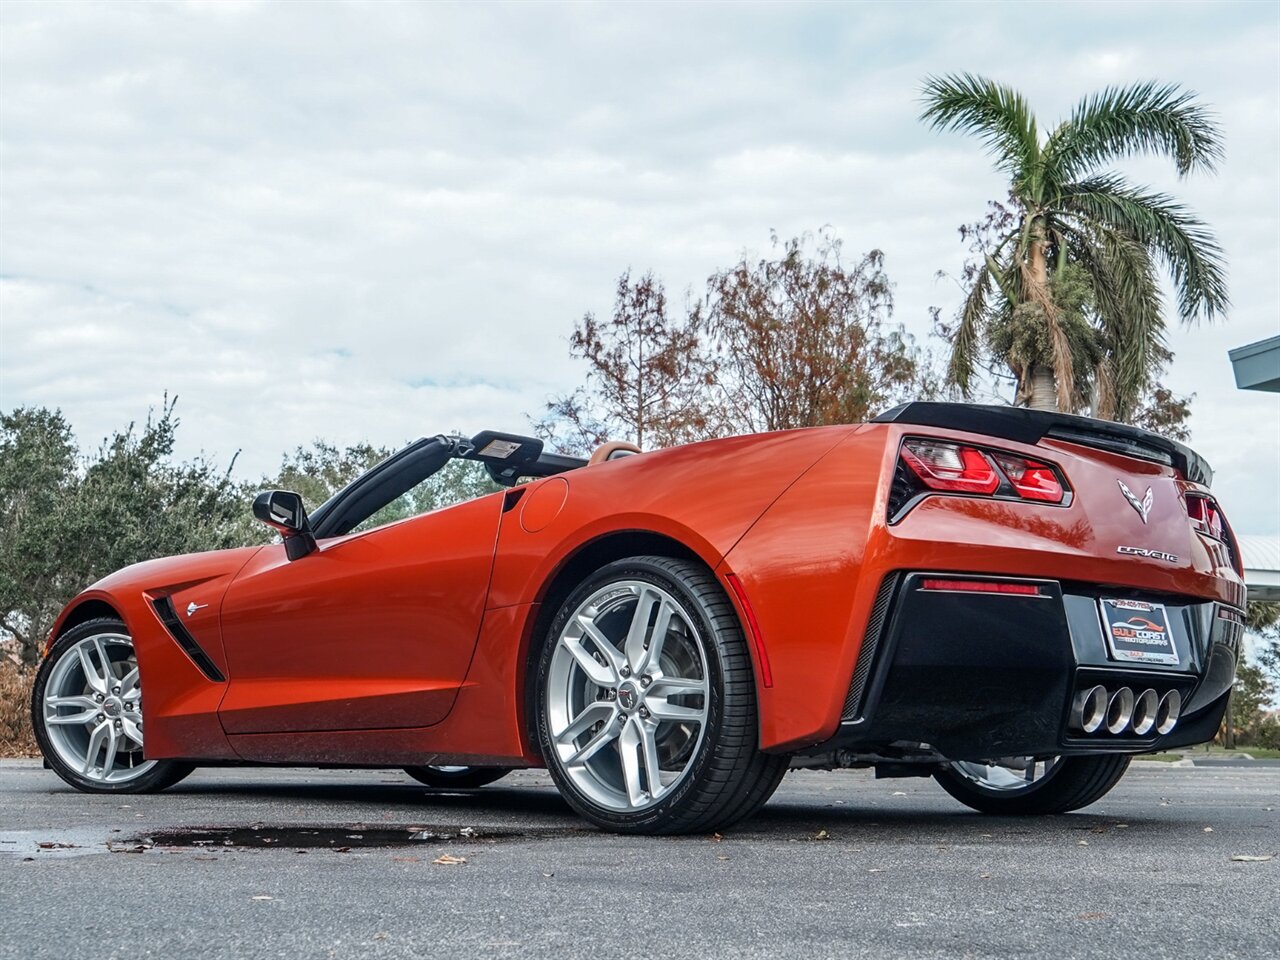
[841, 574, 899, 721]
[152, 596, 226, 682]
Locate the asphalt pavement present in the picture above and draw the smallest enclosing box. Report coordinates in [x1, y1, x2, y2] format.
[0, 760, 1276, 959]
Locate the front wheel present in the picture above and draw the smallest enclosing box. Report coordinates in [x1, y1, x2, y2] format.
[32, 617, 194, 794]
[403, 766, 511, 789]
[934, 754, 1131, 815]
[535, 556, 787, 835]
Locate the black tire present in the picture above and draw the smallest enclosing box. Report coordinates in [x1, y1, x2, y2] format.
[32, 617, 195, 794]
[535, 555, 788, 835]
[934, 754, 1131, 815]
[403, 766, 512, 789]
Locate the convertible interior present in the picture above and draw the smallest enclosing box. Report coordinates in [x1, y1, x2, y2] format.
[307, 431, 640, 539]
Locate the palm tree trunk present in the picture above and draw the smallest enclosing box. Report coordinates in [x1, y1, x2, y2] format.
[1021, 232, 1072, 412]
[1026, 366, 1059, 411]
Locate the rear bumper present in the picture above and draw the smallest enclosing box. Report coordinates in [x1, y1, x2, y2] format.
[822, 572, 1241, 761]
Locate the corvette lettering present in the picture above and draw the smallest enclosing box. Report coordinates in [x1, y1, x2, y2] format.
[1116, 545, 1179, 563]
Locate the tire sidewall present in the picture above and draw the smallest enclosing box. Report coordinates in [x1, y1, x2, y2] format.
[535, 557, 731, 831]
[935, 754, 1129, 815]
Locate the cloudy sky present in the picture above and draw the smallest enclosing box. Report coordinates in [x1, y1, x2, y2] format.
[2, 0, 1278, 531]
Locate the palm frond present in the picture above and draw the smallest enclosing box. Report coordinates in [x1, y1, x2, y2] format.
[1061, 174, 1228, 321]
[1045, 81, 1223, 183]
[946, 258, 994, 396]
[1060, 222, 1166, 419]
[920, 74, 1041, 185]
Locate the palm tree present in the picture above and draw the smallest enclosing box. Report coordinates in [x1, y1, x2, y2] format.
[920, 74, 1227, 416]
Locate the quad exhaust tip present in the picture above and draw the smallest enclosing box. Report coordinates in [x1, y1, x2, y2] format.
[1105, 687, 1135, 735]
[1157, 689, 1181, 735]
[1131, 689, 1159, 736]
[1071, 684, 1181, 736]
[1072, 685, 1108, 734]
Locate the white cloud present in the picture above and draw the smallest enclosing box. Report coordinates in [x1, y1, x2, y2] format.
[0, 0, 1277, 531]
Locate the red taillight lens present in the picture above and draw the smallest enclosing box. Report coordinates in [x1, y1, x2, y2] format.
[901, 440, 999, 495]
[890, 437, 1070, 521]
[991, 453, 1065, 504]
[1187, 495, 1224, 539]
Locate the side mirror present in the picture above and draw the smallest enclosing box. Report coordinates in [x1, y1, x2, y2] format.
[253, 490, 317, 561]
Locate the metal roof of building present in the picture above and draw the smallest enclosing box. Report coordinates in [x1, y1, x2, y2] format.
[1229, 335, 1280, 392]
[1239, 534, 1280, 602]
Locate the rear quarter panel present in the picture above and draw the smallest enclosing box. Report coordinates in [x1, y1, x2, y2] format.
[720, 423, 1245, 752]
[441, 427, 857, 760]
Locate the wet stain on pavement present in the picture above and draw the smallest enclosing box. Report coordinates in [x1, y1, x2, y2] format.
[143, 823, 591, 850]
[3, 823, 592, 858]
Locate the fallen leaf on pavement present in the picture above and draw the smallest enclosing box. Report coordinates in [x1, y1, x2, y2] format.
[433, 854, 467, 866]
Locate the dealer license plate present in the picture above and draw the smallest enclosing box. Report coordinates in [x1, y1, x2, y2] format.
[1099, 598, 1179, 666]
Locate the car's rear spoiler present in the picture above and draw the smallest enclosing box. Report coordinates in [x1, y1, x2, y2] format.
[872, 402, 1212, 487]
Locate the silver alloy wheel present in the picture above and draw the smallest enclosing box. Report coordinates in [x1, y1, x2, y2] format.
[948, 756, 1064, 792]
[42, 632, 155, 784]
[547, 580, 709, 812]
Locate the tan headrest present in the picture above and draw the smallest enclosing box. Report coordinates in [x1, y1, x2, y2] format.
[587, 440, 643, 465]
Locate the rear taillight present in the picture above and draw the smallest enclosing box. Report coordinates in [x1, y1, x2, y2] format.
[1186, 493, 1241, 573]
[901, 440, 999, 495]
[1186, 494, 1224, 539]
[889, 437, 1068, 522]
[990, 453, 1064, 502]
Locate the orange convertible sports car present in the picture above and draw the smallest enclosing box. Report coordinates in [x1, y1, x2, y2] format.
[32, 403, 1244, 834]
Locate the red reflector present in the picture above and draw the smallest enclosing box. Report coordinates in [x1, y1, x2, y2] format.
[901, 440, 999, 495]
[920, 579, 1043, 596]
[725, 573, 773, 688]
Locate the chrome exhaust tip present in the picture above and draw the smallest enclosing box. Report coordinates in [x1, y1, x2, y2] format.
[1156, 689, 1182, 735]
[1072, 685, 1109, 734]
[1106, 687, 1135, 735]
[1131, 689, 1159, 736]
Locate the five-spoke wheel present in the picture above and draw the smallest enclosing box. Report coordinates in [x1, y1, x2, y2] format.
[536, 556, 787, 834]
